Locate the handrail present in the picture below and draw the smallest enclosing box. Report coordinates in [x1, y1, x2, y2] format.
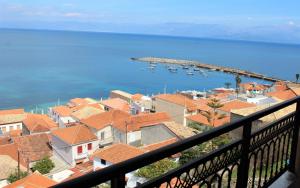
[52, 96, 300, 188]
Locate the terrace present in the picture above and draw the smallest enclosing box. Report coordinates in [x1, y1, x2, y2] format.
[52, 96, 300, 188]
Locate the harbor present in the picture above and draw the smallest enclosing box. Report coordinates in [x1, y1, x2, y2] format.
[131, 57, 289, 83]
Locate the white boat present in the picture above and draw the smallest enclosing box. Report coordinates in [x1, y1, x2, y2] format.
[194, 67, 200, 71]
[186, 70, 194, 75]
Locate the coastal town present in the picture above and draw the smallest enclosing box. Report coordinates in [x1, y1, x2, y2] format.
[0, 80, 300, 188]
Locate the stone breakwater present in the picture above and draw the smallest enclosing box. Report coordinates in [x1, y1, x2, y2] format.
[131, 57, 289, 83]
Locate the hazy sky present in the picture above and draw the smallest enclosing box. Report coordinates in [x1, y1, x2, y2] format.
[1, 0, 300, 43]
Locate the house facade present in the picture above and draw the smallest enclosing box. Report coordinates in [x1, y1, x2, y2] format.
[0, 109, 25, 134]
[51, 125, 99, 166]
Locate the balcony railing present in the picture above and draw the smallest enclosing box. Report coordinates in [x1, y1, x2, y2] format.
[52, 96, 300, 188]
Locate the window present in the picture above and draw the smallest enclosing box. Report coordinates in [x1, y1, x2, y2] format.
[101, 159, 106, 165]
[100, 132, 105, 140]
[87, 143, 92, 150]
[9, 126, 14, 131]
[1, 126, 6, 132]
[77, 146, 82, 154]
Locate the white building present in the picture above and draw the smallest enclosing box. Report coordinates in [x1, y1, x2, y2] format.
[0, 109, 25, 134]
[51, 125, 99, 166]
[49, 106, 76, 128]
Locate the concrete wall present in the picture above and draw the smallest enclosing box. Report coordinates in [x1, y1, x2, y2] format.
[52, 135, 73, 165]
[141, 124, 176, 145]
[154, 98, 185, 125]
[96, 126, 113, 146]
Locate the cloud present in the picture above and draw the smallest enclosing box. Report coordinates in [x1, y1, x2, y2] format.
[288, 21, 295, 26]
[63, 12, 83, 17]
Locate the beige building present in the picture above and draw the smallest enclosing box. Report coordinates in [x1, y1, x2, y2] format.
[153, 94, 200, 126]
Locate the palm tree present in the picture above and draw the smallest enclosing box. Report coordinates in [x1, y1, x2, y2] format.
[235, 74, 242, 97]
[296, 73, 299, 83]
[224, 82, 231, 89]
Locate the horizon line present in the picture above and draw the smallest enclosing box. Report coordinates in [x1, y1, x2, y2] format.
[1, 27, 300, 47]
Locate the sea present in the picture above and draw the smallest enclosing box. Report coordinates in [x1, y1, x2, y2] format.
[0, 28, 300, 112]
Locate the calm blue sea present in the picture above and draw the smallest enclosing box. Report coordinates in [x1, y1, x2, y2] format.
[0, 29, 300, 111]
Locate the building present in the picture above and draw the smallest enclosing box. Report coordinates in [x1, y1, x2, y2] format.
[13, 133, 52, 168]
[4, 171, 57, 188]
[81, 110, 131, 147]
[239, 82, 270, 95]
[112, 112, 171, 146]
[153, 94, 200, 126]
[110, 90, 133, 102]
[70, 105, 104, 121]
[0, 109, 26, 134]
[266, 89, 297, 101]
[130, 94, 152, 114]
[100, 98, 131, 112]
[67, 98, 90, 107]
[51, 125, 99, 166]
[218, 99, 256, 115]
[22, 114, 58, 135]
[49, 106, 76, 128]
[0, 143, 27, 180]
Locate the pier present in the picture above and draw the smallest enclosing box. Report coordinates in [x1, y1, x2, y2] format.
[131, 57, 288, 83]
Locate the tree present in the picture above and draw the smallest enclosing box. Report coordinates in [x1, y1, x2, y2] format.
[7, 169, 28, 183]
[201, 98, 226, 128]
[296, 73, 299, 83]
[32, 157, 55, 174]
[235, 74, 242, 97]
[187, 122, 202, 132]
[136, 159, 177, 179]
[224, 82, 232, 89]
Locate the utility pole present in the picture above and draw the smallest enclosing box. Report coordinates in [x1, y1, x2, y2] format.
[125, 121, 128, 144]
[17, 150, 20, 179]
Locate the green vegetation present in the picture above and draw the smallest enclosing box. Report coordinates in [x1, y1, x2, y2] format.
[235, 74, 242, 97]
[32, 157, 55, 174]
[136, 159, 178, 179]
[201, 98, 226, 127]
[7, 169, 28, 183]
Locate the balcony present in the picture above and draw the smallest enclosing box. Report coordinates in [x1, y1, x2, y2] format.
[52, 96, 300, 188]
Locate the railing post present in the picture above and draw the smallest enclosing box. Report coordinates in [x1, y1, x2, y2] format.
[237, 121, 252, 188]
[289, 100, 300, 173]
[111, 174, 126, 188]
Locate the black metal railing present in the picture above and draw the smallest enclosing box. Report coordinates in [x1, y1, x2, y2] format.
[52, 96, 300, 188]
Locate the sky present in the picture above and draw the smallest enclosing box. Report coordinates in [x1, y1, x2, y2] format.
[1, 0, 300, 44]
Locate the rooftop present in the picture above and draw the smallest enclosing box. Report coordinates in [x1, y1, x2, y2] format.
[52, 106, 72, 117]
[142, 138, 178, 152]
[113, 112, 171, 132]
[13, 133, 52, 162]
[0, 108, 26, 125]
[23, 114, 58, 133]
[4, 171, 57, 188]
[162, 121, 197, 138]
[51, 125, 97, 145]
[93, 143, 145, 164]
[71, 105, 104, 120]
[81, 110, 130, 130]
[155, 94, 198, 111]
[219, 99, 256, 112]
[186, 113, 230, 127]
[100, 98, 130, 112]
[266, 89, 297, 100]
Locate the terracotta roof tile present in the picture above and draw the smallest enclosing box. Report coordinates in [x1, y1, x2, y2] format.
[100, 98, 130, 112]
[0, 136, 11, 145]
[71, 106, 104, 120]
[132, 93, 144, 101]
[51, 125, 97, 145]
[0, 143, 27, 168]
[240, 82, 268, 91]
[13, 133, 52, 162]
[113, 112, 171, 132]
[81, 110, 130, 130]
[155, 94, 198, 111]
[93, 143, 145, 164]
[0, 109, 26, 125]
[219, 100, 256, 112]
[23, 114, 58, 133]
[4, 171, 57, 188]
[69, 98, 89, 106]
[52, 106, 72, 117]
[186, 114, 230, 127]
[266, 89, 297, 100]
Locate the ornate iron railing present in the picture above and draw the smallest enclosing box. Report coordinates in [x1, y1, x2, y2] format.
[52, 96, 300, 188]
